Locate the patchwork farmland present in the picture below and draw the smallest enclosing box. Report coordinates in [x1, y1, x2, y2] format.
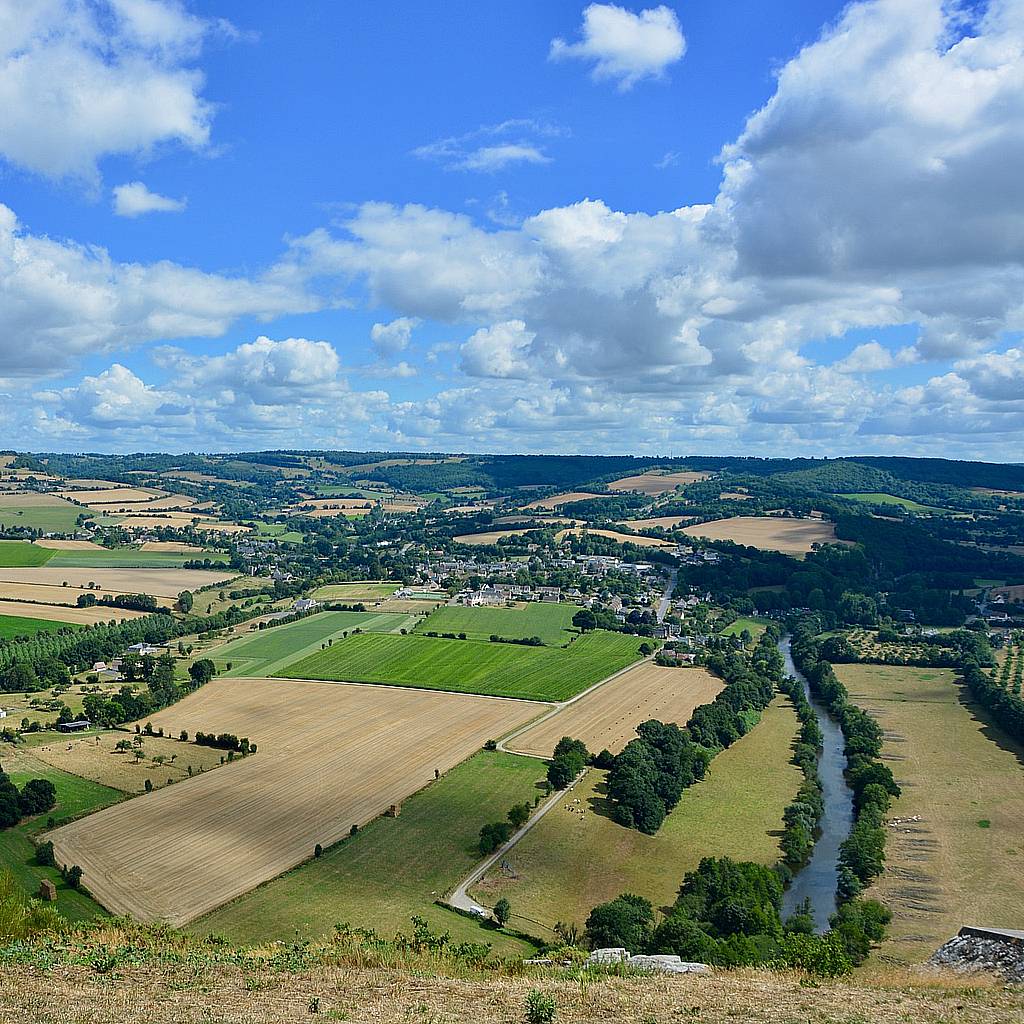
[48, 677, 541, 925]
[505, 663, 723, 759]
[278, 629, 648, 701]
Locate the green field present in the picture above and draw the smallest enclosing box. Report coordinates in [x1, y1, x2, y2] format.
[215, 610, 410, 677]
[0, 614, 82, 639]
[44, 548, 229, 568]
[415, 603, 579, 645]
[719, 616, 771, 641]
[0, 753, 122, 922]
[0, 541, 55, 567]
[279, 630, 647, 702]
[196, 751, 543, 951]
[248, 521, 305, 543]
[312, 582, 399, 601]
[840, 493, 946, 513]
[470, 696, 801, 933]
[0, 502, 83, 534]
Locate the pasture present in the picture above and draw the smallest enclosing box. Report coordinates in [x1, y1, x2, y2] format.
[0, 494, 83, 533]
[506, 663, 723, 759]
[0, 612, 81, 639]
[836, 664, 1024, 963]
[415, 602, 578, 645]
[311, 581, 399, 601]
[0, 567, 235, 598]
[29, 731, 227, 794]
[682, 516, 840, 555]
[214, 610, 410, 677]
[196, 751, 543, 951]
[47, 677, 540, 925]
[0, 541, 55, 567]
[279, 630, 647, 702]
[607, 470, 709, 495]
[839, 492, 946, 513]
[471, 697, 801, 932]
[0, 748, 120, 922]
[719, 616, 771, 641]
[555, 527, 674, 548]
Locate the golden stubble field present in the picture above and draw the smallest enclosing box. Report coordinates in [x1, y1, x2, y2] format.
[682, 516, 841, 555]
[555, 527, 675, 549]
[48, 677, 543, 925]
[608, 470, 710, 495]
[0, 598, 149, 623]
[0, 567, 235, 598]
[507, 664, 723, 758]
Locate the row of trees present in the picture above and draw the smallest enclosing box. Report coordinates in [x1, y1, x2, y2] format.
[0, 764, 56, 829]
[193, 731, 254, 754]
[478, 801, 533, 855]
[964, 650, 1024, 742]
[789, 619, 901, 900]
[584, 857, 890, 976]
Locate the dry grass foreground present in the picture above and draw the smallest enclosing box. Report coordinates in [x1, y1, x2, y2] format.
[682, 516, 840, 556]
[0, 598, 149, 623]
[608, 470, 710, 495]
[48, 677, 542, 925]
[507, 664, 723, 758]
[836, 664, 1024, 964]
[0, 952, 1019, 1024]
[0, 566, 235, 598]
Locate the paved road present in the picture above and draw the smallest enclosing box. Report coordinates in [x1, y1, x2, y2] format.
[657, 568, 678, 623]
[447, 769, 586, 917]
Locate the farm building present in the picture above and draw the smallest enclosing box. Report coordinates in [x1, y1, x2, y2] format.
[293, 598, 319, 612]
[57, 719, 92, 733]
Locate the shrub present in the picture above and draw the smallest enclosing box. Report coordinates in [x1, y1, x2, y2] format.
[524, 989, 556, 1024]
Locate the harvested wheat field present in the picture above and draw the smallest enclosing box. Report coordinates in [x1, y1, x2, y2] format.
[0, 598, 148, 623]
[682, 516, 840, 556]
[506, 663, 722, 758]
[33, 539, 105, 550]
[114, 515, 250, 534]
[555, 527, 674, 548]
[454, 529, 534, 545]
[0, 567, 235, 598]
[523, 491, 615, 510]
[0, 582, 135, 607]
[87, 495, 198, 513]
[0, 492, 74, 507]
[619, 515, 695, 530]
[608, 470, 710, 495]
[139, 541, 208, 553]
[47, 677, 541, 925]
[57, 487, 164, 504]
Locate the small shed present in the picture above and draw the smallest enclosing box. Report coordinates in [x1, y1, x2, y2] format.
[57, 719, 91, 733]
[38, 879, 56, 901]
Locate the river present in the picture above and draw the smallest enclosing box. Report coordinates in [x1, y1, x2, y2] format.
[778, 636, 855, 932]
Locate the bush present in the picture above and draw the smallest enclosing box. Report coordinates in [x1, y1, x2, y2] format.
[524, 989, 556, 1024]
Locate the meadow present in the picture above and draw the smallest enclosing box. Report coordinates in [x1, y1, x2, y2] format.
[0, 541, 55, 567]
[311, 581, 399, 601]
[0, 749, 121, 923]
[0, 495, 83, 534]
[839, 492, 947, 513]
[48, 677, 539, 925]
[0, 612, 81, 639]
[42, 548, 229, 569]
[471, 696, 801, 933]
[836, 663, 1024, 963]
[279, 630, 647, 702]
[719, 616, 771, 640]
[415, 602, 578, 645]
[213, 610, 410, 677]
[196, 751, 544, 950]
[506, 663, 723, 759]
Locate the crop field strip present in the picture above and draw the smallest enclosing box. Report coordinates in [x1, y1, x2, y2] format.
[278, 629, 648, 702]
[47, 677, 543, 925]
[41, 548, 229, 568]
[836, 663, 1024, 963]
[214, 610, 411, 677]
[505, 664, 723, 758]
[0, 599, 149, 624]
[0, 566, 236, 598]
[471, 696, 802, 931]
[0, 541, 56, 567]
[0, 612, 82, 639]
[414, 602, 579, 645]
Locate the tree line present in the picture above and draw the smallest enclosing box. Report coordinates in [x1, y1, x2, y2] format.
[0, 764, 56, 830]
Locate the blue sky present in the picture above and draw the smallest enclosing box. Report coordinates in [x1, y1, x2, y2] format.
[1, 0, 1022, 457]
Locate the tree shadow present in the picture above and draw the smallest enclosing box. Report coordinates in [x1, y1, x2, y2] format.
[955, 680, 1024, 769]
[587, 780, 616, 821]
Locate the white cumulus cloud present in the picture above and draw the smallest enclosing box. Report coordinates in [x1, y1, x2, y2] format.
[113, 181, 187, 217]
[550, 3, 685, 90]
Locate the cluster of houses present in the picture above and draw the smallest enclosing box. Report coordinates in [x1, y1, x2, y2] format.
[90, 642, 166, 680]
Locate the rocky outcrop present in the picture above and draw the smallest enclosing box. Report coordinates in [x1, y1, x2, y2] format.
[585, 948, 710, 975]
[928, 927, 1024, 983]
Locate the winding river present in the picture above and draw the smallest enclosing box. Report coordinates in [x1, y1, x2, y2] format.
[778, 636, 855, 932]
